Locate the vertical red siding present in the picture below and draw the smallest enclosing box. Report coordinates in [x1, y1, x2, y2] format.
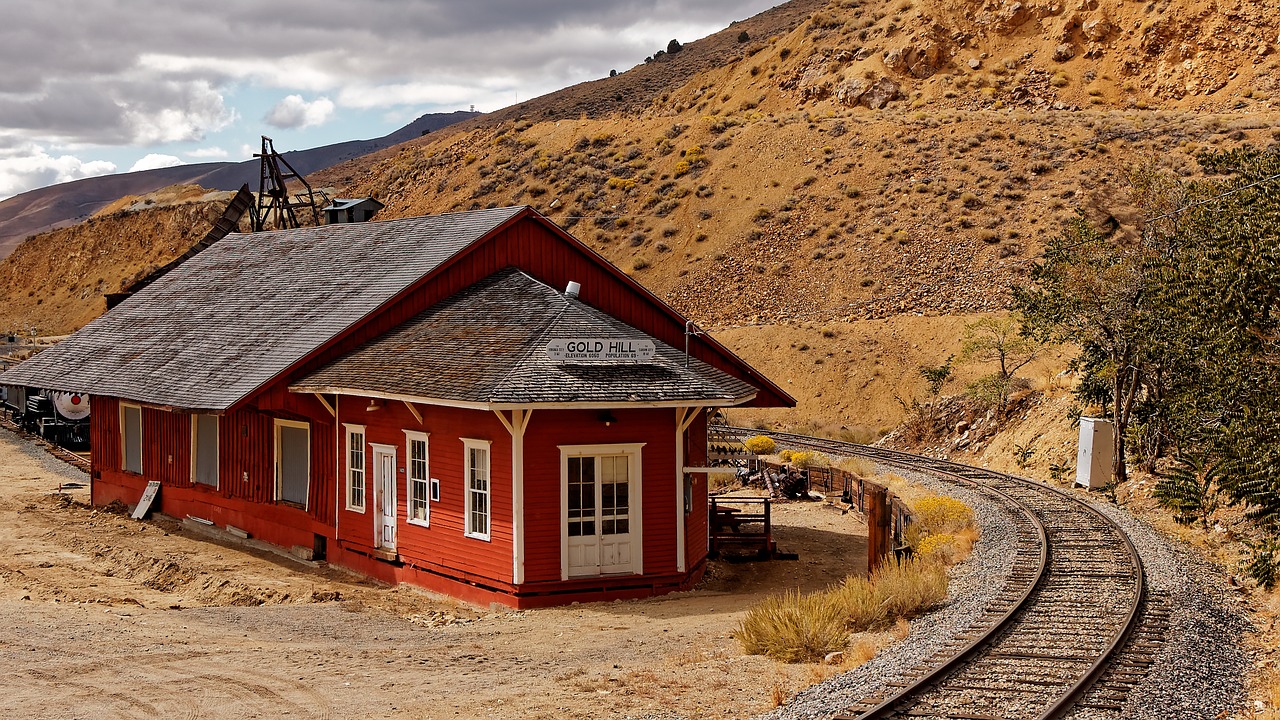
[217, 400, 335, 525]
[142, 408, 191, 487]
[336, 397, 513, 584]
[521, 408, 679, 584]
[90, 396, 120, 476]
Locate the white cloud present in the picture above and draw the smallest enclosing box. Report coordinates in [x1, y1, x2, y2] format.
[0, 0, 785, 196]
[0, 145, 116, 200]
[121, 81, 237, 145]
[264, 95, 335, 129]
[129, 153, 184, 172]
[186, 146, 228, 159]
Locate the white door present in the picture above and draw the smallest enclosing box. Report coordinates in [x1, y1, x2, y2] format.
[373, 447, 397, 550]
[567, 455, 634, 577]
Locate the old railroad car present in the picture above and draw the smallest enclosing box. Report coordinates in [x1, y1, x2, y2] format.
[0, 206, 792, 608]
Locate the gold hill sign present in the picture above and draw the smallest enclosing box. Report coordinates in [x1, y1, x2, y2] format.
[546, 338, 656, 361]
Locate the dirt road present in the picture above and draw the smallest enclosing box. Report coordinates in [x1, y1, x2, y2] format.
[0, 430, 869, 719]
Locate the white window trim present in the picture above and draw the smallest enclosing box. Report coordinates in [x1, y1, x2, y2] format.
[190, 414, 219, 489]
[120, 403, 143, 475]
[558, 443, 645, 580]
[274, 418, 310, 509]
[462, 438, 492, 541]
[404, 430, 431, 528]
[344, 423, 367, 513]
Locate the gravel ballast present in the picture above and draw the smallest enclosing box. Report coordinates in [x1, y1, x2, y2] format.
[757, 465, 1251, 720]
[757, 466, 1023, 720]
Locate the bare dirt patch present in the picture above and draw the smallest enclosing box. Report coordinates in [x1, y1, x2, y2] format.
[0, 430, 868, 719]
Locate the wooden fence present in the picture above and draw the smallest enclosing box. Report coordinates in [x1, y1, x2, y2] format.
[707, 454, 914, 572]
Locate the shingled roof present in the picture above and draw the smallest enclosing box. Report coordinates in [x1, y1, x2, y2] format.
[0, 206, 525, 410]
[291, 268, 758, 406]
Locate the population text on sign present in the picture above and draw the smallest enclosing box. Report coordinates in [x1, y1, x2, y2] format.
[546, 338, 656, 361]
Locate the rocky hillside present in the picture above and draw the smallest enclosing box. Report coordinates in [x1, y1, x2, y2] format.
[0, 190, 237, 336]
[3, 0, 1279, 430]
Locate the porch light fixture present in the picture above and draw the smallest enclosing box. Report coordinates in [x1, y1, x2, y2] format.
[366, 399, 382, 412]
[598, 410, 617, 427]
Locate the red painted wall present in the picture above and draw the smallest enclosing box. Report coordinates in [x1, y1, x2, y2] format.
[520, 407, 679, 584]
[89, 392, 335, 550]
[335, 397, 514, 585]
[685, 412, 711, 571]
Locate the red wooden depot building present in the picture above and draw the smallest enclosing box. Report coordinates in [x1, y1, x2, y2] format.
[1, 206, 792, 607]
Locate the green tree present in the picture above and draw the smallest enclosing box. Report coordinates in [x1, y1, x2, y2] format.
[1014, 214, 1157, 484]
[1045, 146, 1280, 584]
[1145, 147, 1280, 537]
[1153, 453, 1224, 528]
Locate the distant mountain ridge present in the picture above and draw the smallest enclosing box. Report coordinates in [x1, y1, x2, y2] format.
[0, 110, 479, 259]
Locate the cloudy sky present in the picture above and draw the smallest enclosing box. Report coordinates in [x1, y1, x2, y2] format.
[0, 0, 781, 201]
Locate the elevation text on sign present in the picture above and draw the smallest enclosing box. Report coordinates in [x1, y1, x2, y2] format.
[546, 338, 656, 361]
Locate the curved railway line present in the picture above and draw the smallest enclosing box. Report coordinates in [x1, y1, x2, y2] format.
[719, 426, 1167, 720]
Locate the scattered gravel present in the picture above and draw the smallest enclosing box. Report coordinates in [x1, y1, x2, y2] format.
[1066, 494, 1251, 720]
[1, 424, 87, 485]
[756, 466, 1023, 720]
[756, 464, 1252, 720]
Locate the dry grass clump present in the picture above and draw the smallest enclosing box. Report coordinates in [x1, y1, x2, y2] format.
[840, 456, 877, 478]
[737, 588, 849, 663]
[738, 558, 949, 663]
[913, 496, 976, 534]
[860, 557, 949, 625]
[744, 435, 777, 454]
[790, 450, 830, 469]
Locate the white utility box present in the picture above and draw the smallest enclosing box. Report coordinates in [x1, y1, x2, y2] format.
[1076, 417, 1115, 489]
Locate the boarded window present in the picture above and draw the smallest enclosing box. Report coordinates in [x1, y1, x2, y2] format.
[277, 422, 310, 506]
[193, 414, 218, 486]
[122, 405, 142, 474]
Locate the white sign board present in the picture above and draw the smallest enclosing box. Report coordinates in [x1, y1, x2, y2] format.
[546, 338, 656, 361]
[132, 480, 161, 520]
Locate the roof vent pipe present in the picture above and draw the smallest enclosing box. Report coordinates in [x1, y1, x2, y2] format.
[565, 281, 581, 299]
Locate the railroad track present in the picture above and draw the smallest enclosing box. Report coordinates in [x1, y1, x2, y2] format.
[0, 412, 91, 474]
[718, 426, 1160, 720]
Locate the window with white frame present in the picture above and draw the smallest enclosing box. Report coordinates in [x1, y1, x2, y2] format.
[463, 439, 491, 540]
[345, 424, 366, 511]
[121, 404, 143, 474]
[405, 431, 430, 526]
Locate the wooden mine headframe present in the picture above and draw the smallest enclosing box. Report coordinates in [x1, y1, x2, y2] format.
[252, 136, 324, 232]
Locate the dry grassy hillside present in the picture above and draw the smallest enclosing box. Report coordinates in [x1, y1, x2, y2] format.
[0, 190, 238, 335]
[307, 0, 1279, 428]
[4, 0, 1279, 431]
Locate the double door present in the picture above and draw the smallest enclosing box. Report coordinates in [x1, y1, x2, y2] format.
[566, 454, 635, 577]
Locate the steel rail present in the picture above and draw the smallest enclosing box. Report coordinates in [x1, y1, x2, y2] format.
[717, 426, 1147, 720]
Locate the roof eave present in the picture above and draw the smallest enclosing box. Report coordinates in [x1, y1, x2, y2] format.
[290, 385, 758, 411]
